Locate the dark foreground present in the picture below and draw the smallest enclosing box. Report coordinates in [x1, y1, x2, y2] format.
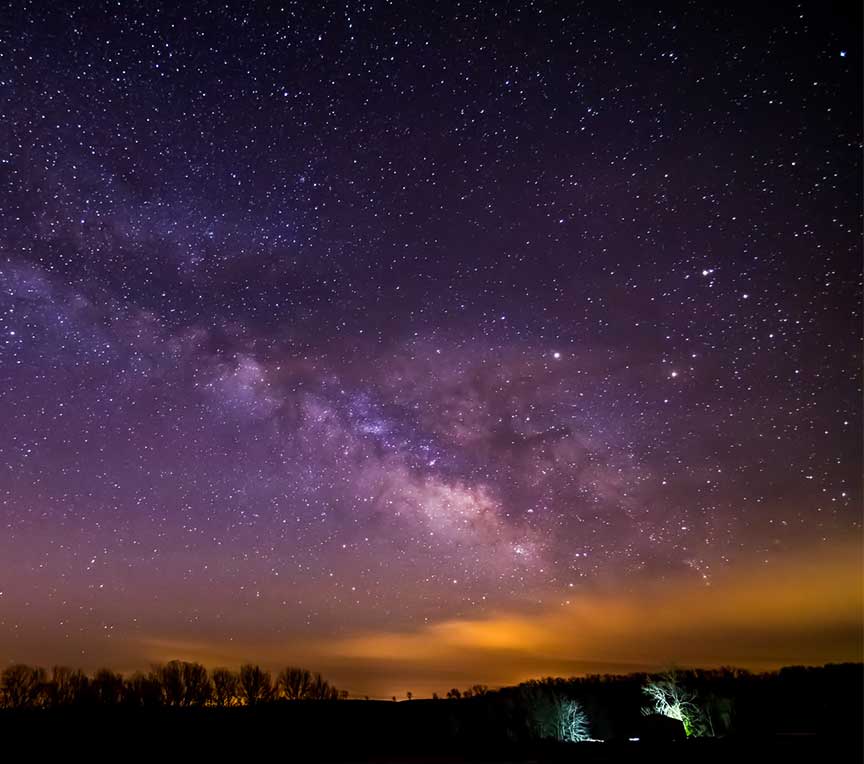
[2, 706, 861, 763]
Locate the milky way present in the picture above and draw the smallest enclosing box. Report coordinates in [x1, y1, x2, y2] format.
[0, 1, 861, 695]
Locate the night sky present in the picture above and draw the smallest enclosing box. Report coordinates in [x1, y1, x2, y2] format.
[1, 1, 861, 698]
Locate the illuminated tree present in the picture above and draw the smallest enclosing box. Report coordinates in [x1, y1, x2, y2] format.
[521, 683, 591, 742]
[238, 664, 272, 706]
[642, 670, 708, 737]
[558, 699, 591, 742]
[0, 664, 46, 708]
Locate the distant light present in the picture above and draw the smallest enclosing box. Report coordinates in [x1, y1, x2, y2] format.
[552, 351, 562, 360]
[670, 371, 678, 378]
[840, 50, 847, 57]
[628, 737, 640, 742]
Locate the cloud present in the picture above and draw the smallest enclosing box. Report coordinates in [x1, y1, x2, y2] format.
[100, 539, 861, 699]
[315, 541, 863, 694]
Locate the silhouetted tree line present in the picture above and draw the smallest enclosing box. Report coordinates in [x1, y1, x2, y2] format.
[0, 661, 860, 750]
[440, 684, 490, 700]
[0, 661, 346, 709]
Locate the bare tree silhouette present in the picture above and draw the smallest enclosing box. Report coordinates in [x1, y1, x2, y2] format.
[0, 665, 46, 708]
[91, 669, 124, 705]
[152, 662, 184, 706]
[309, 672, 339, 700]
[238, 664, 272, 706]
[277, 667, 340, 700]
[48, 666, 88, 706]
[181, 662, 212, 706]
[149, 661, 212, 706]
[278, 666, 312, 700]
[124, 671, 163, 707]
[212, 667, 240, 707]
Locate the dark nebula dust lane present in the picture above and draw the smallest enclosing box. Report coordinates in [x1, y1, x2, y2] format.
[0, 1, 860, 697]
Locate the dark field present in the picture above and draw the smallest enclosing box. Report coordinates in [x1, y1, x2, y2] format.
[3, 693, 861, 763]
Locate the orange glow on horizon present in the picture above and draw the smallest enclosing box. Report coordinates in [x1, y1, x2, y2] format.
[97, 541, 864, 699]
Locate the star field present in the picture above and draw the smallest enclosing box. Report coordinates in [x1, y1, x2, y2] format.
[0, 1, 860, 695]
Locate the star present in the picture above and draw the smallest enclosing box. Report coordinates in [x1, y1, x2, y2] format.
[0, 0, 857, 699]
